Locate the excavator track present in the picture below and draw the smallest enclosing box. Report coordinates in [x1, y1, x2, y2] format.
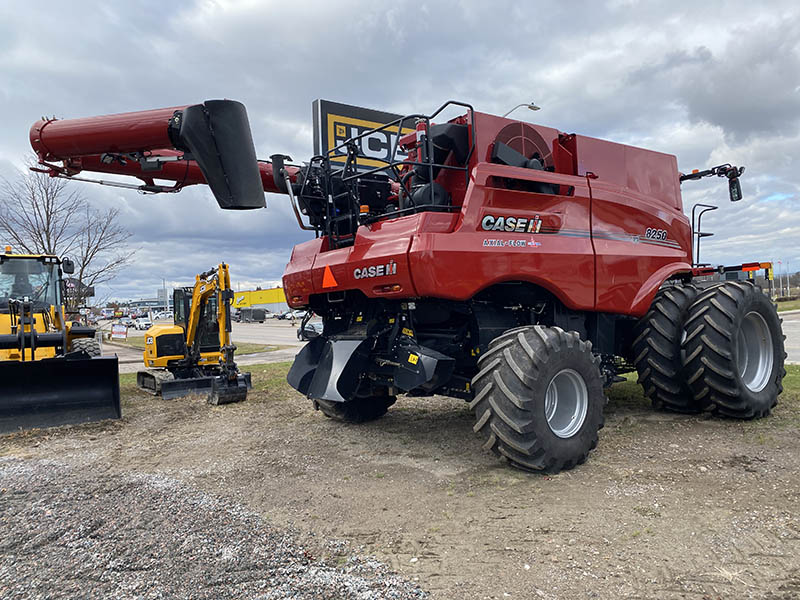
[136, 369, 175, 396]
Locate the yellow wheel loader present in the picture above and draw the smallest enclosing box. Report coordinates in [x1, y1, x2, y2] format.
[136, 263, 250, 404]
[0, 248, 120, 433]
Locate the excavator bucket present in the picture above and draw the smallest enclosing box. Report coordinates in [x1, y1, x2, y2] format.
[209, 372, 251, 405]
[0, 356, 121, 434]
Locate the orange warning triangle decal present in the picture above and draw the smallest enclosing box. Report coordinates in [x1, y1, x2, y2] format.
[322, 265, 338, 288]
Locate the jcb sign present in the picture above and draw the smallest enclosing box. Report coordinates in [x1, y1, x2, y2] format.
[312, 99, 415, 171]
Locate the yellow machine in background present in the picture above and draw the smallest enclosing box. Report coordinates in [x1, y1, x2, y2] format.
[0, 248, 120, 432]
[136, 263, 250, 404]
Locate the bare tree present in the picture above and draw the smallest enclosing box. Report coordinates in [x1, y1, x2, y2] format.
[0, 166, 83, 255]
[70, 205, 133, 309]
[0, 162, 134, 311]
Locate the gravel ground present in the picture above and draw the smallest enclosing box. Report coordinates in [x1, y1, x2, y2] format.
[0, 458, 426, 600]
[2, 363, 799, 599]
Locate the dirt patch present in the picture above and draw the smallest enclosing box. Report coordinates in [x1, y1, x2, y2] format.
[2, 364, 799, 599]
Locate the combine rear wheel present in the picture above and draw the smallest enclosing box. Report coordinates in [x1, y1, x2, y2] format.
[683, 281, 785, 418]
[470, 326, 605, 473]
[314, 389, 396, 423]
[71, 337, 102, 357]
[632, 283, 699, 412]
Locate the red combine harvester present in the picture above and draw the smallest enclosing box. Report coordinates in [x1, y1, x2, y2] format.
[29, 100, 786, 472]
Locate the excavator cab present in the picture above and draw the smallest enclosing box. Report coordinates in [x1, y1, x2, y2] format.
[174, 288, 221, 353]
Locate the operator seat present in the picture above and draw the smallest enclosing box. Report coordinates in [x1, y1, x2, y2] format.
[10, 276, 34, 298]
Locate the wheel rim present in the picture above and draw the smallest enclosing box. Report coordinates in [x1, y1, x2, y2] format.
[736, 311, 773, 393]
[544, 369, 588, 438]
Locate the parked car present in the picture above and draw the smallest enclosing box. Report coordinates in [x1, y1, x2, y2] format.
[119, 316, 136, 328]
[279, 309, 306, 321]
[135, 317, 152, 330]
[297, 319, 323, 341]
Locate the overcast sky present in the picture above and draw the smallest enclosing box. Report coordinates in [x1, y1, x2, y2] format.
[1, 0, 798, 301]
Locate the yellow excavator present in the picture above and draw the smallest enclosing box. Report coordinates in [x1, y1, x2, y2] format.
[136, 263, 250, 404]
[0, 247, 120, 432]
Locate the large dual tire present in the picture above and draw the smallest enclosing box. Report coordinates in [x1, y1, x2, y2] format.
[71, 337, 102, 357]
[314, 393, 396, 423]
[632, 283, 699, 413]
[683, 281, 786, 418]
[470, 326, 605, 473]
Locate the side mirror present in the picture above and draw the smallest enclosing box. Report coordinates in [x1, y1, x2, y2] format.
[62, 258, 75, 274]
[729, 177, 742, 202]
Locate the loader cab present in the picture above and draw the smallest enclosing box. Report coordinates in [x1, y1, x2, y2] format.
[173, 287, 221, 352]
[0, 255, 61, 310]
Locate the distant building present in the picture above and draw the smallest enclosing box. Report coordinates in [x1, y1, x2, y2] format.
[157, 287, 173, 309]
[129, 298, 164, 310]
[232, 287, 288, 314]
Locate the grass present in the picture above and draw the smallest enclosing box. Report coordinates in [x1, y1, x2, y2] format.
[120, 361, 295, 402]
[777, 299, 800, 312]
[108, 335, 283, 355]
[245, 362, 295, 394]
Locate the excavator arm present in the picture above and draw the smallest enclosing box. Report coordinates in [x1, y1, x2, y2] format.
[185, 266, 224, 351]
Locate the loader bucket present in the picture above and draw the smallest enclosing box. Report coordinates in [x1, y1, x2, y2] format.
[0, 356, 121, 434]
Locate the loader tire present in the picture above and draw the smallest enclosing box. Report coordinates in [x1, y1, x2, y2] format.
[314, 393, 396, 423]
[683, 281, 786, 418]
[71, 338, 102, 357]
[470, 326, 605, 473]
[632, 283, 699, 412]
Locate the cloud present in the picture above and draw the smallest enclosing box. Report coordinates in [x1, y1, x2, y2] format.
[1, 0, 799, 303]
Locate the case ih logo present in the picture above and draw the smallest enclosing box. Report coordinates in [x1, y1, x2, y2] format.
[480, 215, 542, 234]
[353, 260, 397, 280]
[313, 99, 415, 171]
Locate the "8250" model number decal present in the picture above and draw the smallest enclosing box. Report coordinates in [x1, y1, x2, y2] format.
[644, 228, 668, 241]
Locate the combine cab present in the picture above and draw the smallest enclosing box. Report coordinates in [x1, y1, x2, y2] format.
[0, 249, 120, 433]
